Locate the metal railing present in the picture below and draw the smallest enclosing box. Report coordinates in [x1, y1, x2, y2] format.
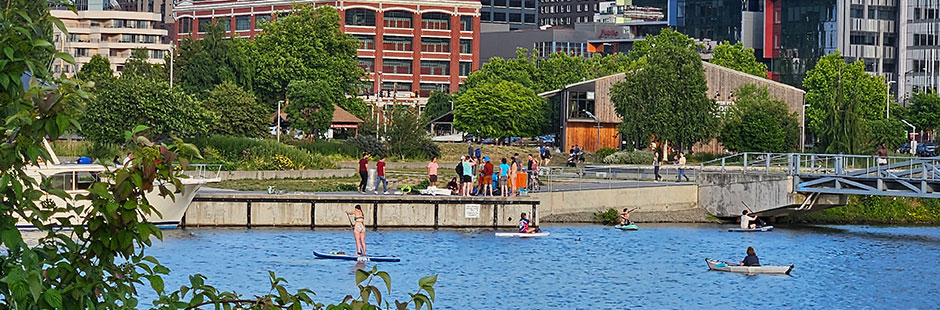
[184, 164, 223, 180]
[535, 164, 697, 194]
[699, 152, 940, 180]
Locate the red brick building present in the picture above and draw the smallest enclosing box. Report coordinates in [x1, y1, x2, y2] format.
[173, 0, 481, 106]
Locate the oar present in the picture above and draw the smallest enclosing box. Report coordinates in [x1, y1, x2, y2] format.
[345, 213, 355, 228]
[740, 201, 767, 226]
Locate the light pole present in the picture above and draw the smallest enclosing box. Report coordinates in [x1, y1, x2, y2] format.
[167, 46, 174, 88]
[584, 110, 600, 153]
[801, 104, 810, 152]
[276, 100, 284, 143]
[901, 119, 916, 155]
[886, 80, 896, 119]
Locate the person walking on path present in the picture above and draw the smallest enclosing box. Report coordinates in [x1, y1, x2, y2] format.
[358, 153, 369, 193]
[653, 151, 662, 182]
[676, 152, 689, 182]
[345, 205, 367, 256]
[374, 156, 388, 195]
[427, 156, 439, 188]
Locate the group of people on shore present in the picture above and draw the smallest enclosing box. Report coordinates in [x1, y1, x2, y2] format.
[426, 143, 543, 197]
[357, 153, 390, 194]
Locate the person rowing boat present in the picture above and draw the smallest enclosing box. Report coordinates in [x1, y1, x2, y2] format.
[740, 247, 760, 266]
[345, 205, 367, 256]
[518, 213, 540, 234]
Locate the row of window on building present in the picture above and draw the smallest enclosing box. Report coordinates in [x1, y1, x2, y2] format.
[357, 58, 472, 76]
[480, 10, 536, 23]
[541, 3, 596, 14]
[361, 82, 452, 97]
[352, 35, 472, 53]
[481, 0, 537, 9]
[534, 41, 587, 58]
[345, 10, 473, 32]
[68, 48, 165, 59]
[178, 14, 270, 34]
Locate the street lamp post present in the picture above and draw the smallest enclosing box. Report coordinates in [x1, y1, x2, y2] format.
[901, 119, 916, 155]
[801, 104, 810, 152]
[276, 100, 284, 143]
[886, 80, 896, 119]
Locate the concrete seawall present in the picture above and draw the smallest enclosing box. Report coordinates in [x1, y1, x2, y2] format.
[533, 185, 711, 223]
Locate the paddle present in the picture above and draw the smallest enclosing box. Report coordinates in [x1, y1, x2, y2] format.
[345, 212, 354, 228]
[740, 201, 767, 226]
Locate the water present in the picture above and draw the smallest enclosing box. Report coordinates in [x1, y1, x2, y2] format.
[144, 224, 940, 309]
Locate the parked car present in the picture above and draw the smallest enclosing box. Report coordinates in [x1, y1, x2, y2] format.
[918, 142, 937, 157]
[537, 134, 556, 145]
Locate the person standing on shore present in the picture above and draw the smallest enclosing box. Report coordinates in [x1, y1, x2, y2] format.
[482, 156, 494, 196]
[509, 154, 520, 196]
[676, 152, 689, 182]
[499, 158, 510, 197]
[462, 156, 474, 196]
[427, 156, 439, 188]
[345, 205, 367, 256]
[358, 153, 369, 193]
[653, 147, 662, 182]
[374, 156, 388, 195]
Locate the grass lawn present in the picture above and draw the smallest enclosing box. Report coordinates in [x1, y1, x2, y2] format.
[213, 167, 434, 193]
[435, 142, 547, 163]
[784, 196, 940, 225]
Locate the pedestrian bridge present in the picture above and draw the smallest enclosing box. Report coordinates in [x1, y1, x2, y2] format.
[697, 153, 940, 217]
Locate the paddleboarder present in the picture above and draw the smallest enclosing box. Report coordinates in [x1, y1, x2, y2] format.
[519, 213, 539, 234]
[740, 210, 759, 230]
[619, 208, 636, 226]
[739, 247, 760, 266]
[346, 205, 367, 256]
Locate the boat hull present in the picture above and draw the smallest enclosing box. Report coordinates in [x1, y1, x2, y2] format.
[495, 232, 550, 238]
[615, 224, 639, 230]
[706, 258, 793, 275]
[728, 226, 774, 232]
[313, 251, 401, 262]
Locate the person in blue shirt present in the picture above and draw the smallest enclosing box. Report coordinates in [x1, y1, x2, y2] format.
[740, 247, 760, 266]
[499, 158, 511, 197]
[518, 212, 539, 233]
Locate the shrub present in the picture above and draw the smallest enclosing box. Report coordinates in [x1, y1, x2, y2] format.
[594, 208, 621, 225]
[296, 140, 359, 157]
[204, 135, 335, 170]
[603, 150, 655, 165]
[346, 135, 387, 158]
[595, 147, 618, 160]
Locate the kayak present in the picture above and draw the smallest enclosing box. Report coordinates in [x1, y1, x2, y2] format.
[495, 232, 550, 238]
[313, 251, 401, 262]
[728, 226, 773, 232]
[615, 224, 638, 230]
[705, 258, 793, 275]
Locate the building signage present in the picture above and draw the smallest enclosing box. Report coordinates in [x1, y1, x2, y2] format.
[464, 204, 481, 219]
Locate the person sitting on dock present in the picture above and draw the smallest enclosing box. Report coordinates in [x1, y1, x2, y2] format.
[619, 208, 636, 226]
[519, 212, 539, 234]
[739, 247, 760, 266]
[446, 177, 459, 195]
[741, 210, 759, 229]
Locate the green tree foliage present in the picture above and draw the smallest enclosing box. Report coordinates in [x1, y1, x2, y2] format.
[711, 41, 768, 78]
[908, 91, 940, 133]
[462, 48, 539, 91]
[205, 81, 270, 137]
[384, 106, 440, 159]
[76, 54, 114, 84]
[82, 78, 210, 143]
[173, 22, 256, 97]
[613, 28, 718, 150]
[286, 79, 336, 137]
[454, 81, 545, 138]
[422, 91, 452, 122]
[121, 47, 165, 81]
[254, 5, 367, 118]
[803, 52, 887, 153]
[718, 85, 799, 152]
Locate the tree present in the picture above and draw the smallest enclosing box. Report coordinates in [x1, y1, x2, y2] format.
[803, 52, 887, 153]
[286, 79, 336, 137]
[422, 91, 452, 122]
[82, 78, 211, 143]
[254, 5, 366, 117]
[454, 81, 545, 138]
[173, 22, 257, 97]
[711, 41, 768, 78]
[908, 91, 940, 133]
[614, 29, 718, 150]
[76, 54, 114, 84]
[384, 106, 440, 159]
[205, 81, 270, 137]
[462, 48, 539, 91]
[535, 52, 591, 92]
[718, 84, 799, 152]
[121, 47, 165, 81]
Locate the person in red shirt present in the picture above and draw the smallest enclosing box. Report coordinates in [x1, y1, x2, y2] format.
[481, 157, 494, 196]
[374, 156, 388, 195]
[358, 153, 369, 193]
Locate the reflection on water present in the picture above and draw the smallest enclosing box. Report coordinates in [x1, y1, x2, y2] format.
[140, 224, 940, 309]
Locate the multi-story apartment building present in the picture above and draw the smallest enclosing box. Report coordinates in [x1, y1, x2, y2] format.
[900, 0, 940, 99]
[173, 0, 480, 106]
[540, 0, 603, 26]
[116, 0, 175, 40]
[594, 0, 664, 24]
[50, 10, 171, 77]
[480, 0, 539, 29]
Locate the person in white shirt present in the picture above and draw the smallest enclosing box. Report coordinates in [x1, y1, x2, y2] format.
[122, 152, 133, 167]
[740, 210, 759, 229]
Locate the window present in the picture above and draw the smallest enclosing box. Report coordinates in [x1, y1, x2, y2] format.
[850, 34, 877, 46]
[421, 60, 450, 75]
[459, 62, 472, 76]
[136, 20, 148, 28]
[74, 48, 88, 57]
[151, 50, 165, 59]
[218, 16, 231, 31]
[179, 18, 192, 33]
[419, 83, 449, 97]
[510, 0, 521, 8]
[346, 9, 375, 26]
[421, 37, 450, 53]
[359, 58, 374, 72]
[525, 14, 535, 23]
[383, 36, 413, 51]
[422, 12, 450, 30]
[495, 0, 506, 6]
[197, 18, 211, 33]
[49, 172, 72, 190]
[384, 11, 412, 28]
[381, 82, 411, 91]
[75, 172, 98, 190]
[235, 16, 251, 31]
[525, 0, 536, 8]
[494, 12, 506, 21]
[255, 14, 271, 29]
[568, 91, 595, 119]
[382, 59, 412, 74]
[509, 13, 521, 22]
[460, 39, 472, 54]
[460, 16, 473, 31]
[850, 5, 863, 18]
[353, 34, 375, 50]
[914, 33, 938, 46]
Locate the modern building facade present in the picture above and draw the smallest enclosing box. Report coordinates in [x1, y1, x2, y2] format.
[900, 0, 940, 100]
[173, 0, 481, 106]
[539, 0, 603, 26]
[50, 10, 171, 77]
[481, 22, 666, 61]
[594, 1, 664, 24]
[480, 0, 538, 29]
[116, 0, 175, 40]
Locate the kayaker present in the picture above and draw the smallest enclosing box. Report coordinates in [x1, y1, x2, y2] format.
[740, 210, 759, 229]
[739, 247, 760, 266]
[519, 212, 539, 233]
[619, 208, 636, 225]
[345, 205, 367, 256]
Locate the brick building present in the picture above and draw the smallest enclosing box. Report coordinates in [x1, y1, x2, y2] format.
[173, 0, 481, 106]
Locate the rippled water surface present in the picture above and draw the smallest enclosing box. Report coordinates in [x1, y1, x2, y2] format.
[145, 224, 940, 309]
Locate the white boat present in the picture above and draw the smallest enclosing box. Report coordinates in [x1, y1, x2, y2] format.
[705, 258, 793, 275]
[495, 232, 550, 238]
[17, 141, 220, 230]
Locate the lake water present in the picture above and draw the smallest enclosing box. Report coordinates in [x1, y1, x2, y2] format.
[144, 224, 940, 309]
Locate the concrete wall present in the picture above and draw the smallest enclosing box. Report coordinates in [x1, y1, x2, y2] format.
[186, 169, 355, 181]
[532, 185, 705, 222]
[696, 173, 798, 217]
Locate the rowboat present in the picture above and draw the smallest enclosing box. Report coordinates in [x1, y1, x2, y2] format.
[495, 232, 550, 238]
[313, 251, 401, 262]
[705, 258, 793, 275]
[728, 226, 774, 232]
[615, 224, 638, 230]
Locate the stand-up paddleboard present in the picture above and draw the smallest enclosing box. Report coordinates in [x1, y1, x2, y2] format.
[495, 232, 550, 238]
[615, 224, 638, 230]
[313, 251, 401, 262]
[728, 226, 774, 232]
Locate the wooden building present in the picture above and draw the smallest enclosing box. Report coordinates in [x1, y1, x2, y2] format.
[538, 62, 806, 153]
